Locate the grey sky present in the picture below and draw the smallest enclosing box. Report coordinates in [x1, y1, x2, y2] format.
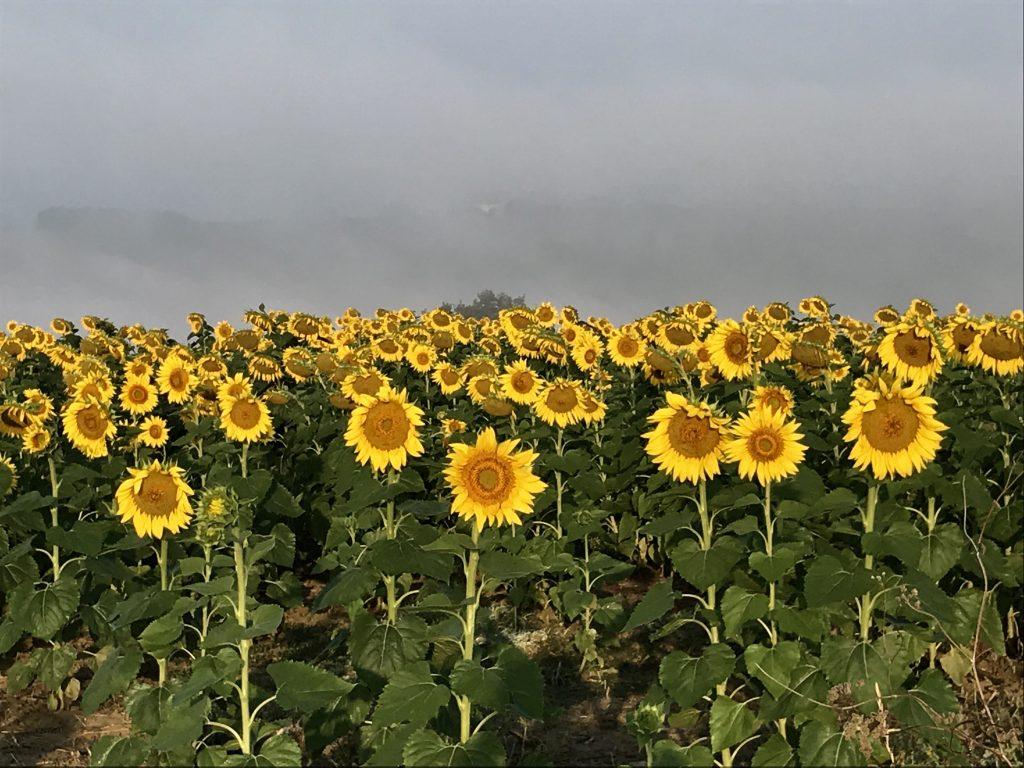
[1, 1, 1022, 330]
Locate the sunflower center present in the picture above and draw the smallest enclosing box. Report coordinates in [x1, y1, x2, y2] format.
[979, 329, 1022, 361]
[951, 324, 977, 352]
[364, 401, 410, 450]
[546, 386, 579, 413]
[129, 385, 148, 403]
[758, 333, 780, 360]
[169, 369, 187, 390]
[511, 371, 534, 393]
[893, 331, 932, 367]
[617, 337, 639, 357]
[667, 414, 720, 458]
[760, 391, 787, 413]
[77, 406, 108, 440]
[230, 399, 262, 430]
[725, 332, 748, 362]
[440, 369, 459, 385]
[665, 325, 695, 346]
[134, 472, 178, 518]
[149, 424, 164, 438]
[465, 457, 513, 504]
[747, 428, 783, 461]
[861, 397, 920, 453]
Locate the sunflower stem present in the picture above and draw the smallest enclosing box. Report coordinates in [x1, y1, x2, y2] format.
[859, 483, 879, 642]
[696, 480, 719, 640]
[233, 536, 252, 755]
[47, 457, 60, 581]
[763, 481, 778, 645]
[458, 525, 481, 743]
[157, 537, 169, 685]
[383, 470, 399, 624]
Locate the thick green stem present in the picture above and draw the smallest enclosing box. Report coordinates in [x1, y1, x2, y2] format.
[859, 483, 879, 642]
[383, 471, 399, 624]
[154, 538, 170, 684]
[48, 458, 60, 580]
[458, 526, 481, 743]
[234, 537, 252, 755]
[697, 480, 719, 640]
[199, 544, 212, 657]
[554, 429, 564, 538]
[763, 481, 777, 645]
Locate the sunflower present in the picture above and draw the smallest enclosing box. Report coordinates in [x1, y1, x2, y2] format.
[533, 379, 586, 428]
[0, 404, 32, 437]
[444, 427, 546, 530]
[219, 395, 274, 443]
[842, 380, 946, 479]
[535, 302, 558, 327]
[754, 326, 791, 364]
[500, 360, 543, 405]
[345, 386, 425, 472]
[21, 389, 55, 423]
[342, 369, 389, 402]
[22, 425, 51, 454]
[115, 461, 193, 539]
[432, 364, 464, 395]
[442, 418, 467, 438]
[645, 394, 729, 484]
[138, 416, 170, 448]
[248, 354, 283, 383]
[372, 337, 406, 363]
[965, 322, 1024, 376]
[570, 334, 604, 372]
[750, 385, 794, 416]
[218, 373, 253, 401]
[658, 321, 699, 353]
[406, 343, 437, 374]
[157, 358, 195, 404]
[120, 377, 158, 415]
[706, 320, 755, 380]
[0, 455, 17, 496]
[62, 398, 116, 458]
[877, 322, 943, 386]
[725, 407, 807, 486]
[607, 329, 647, 368]
[943, 316, 980, 362]
[72, 374, 115, 404]
[580, 393, 608, 426]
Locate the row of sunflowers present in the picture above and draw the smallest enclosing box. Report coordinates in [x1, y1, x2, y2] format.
[0, 297, 1021, 767]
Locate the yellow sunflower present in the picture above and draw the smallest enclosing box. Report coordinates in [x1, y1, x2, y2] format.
[725, 407, 807, 486]
[533, 379, 587, 428]
[62, 398, 116, 458]
[219, 395, 274, 443]
[120, 377, 158, 415]
[706, 320, 755, 381]
[115, 461, 193, 539]
[406, 343, 437, 374]
[0, 455, 17, 496]
[22, 425, 51, 454]
[342, 369, 389, 403]
[877, 321, 943, 386]
[0, 404, 32, 437]
[344, 386, 425, 472]
[645, 394, 729, 484]
[432, 364, 464, 395]
[750, 385, 794, 416]
[607, 329, 647, 368]
[218, 373, 253, 402]
[157, 358, 195, 404]
[570, 335, 604, 372]
[21, 389, 55, 423]
[444, 427, 546, 530]
[842, 380, 946, 479]
[138, 416, 170, 448]
[500, 360, 543, 405]
[580, 393, 608, 426]
[965, 322, 1024, 376]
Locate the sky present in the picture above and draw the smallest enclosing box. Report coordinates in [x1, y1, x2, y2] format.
[1, 0, 1022, 330]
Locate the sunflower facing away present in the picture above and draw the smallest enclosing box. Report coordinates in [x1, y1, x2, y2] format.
[345, 386, 425, 472]
[444, 427, 546, 530]
[115, 461, 193, 538]
[725, 407, 807, 485]
[645, 393, 729, 484]
[842, 380, 946, 479]
[219, 395, 274, 443]
[62, 398, 116, 458]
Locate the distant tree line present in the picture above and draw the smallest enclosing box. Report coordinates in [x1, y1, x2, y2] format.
[439, 290, 526, 319]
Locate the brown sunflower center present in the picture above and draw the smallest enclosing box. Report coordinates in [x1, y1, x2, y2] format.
[509, 314, 531, 331]
[511, 371, 534, 393]
[229, 399, 262, 430]
[667, 414, 720, 458]
[129, 384, 149, 403]
[364, 401, 410, 450]
[76, 406, 108, 440]
[951, 324, 978, 352]
[725, 332, 748, 362]
[893, 331, 933, 367]
[545, 386, 579, 413]
[617, 337, 639, 357]
[979, 329, 1023, 361]
[464, 456, 513, 504]
[439, 369, 460, 386]
[665, 325, 695, 346]
[134, 472, 178, 518]
[168, 369, 188, 391]
[149, 423, 164, 438]
[861, 397, 920, 453]
[759, 390, 788, 413]
[757, 333, 780, 361]
[584, 349, 596, 364]
[747, 428, 784, 461]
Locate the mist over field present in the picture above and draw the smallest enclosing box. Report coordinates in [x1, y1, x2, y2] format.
[2, 1, 1022, 329]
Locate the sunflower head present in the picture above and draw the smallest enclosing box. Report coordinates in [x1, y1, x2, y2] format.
[444, 427, 546, 530]
[533, 379, 586, 428]
[344, 386, 425, 473]
[219, 395, 274, 444]
[725, 407, 807, 486]
[194, 486, 238, 544]
[0, 455, 17, 497]
[115, 461, 194, 539]
[645, 393, 729, 485]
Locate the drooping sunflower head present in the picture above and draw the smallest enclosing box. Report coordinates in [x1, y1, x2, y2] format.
[501, 360, 543, 404]
[444, 427, 546, 530]
[115, 461, 193, 539]
[344, 386, 425, 473]
[0, 404, 32, 437]
[725, 407, 807, 486]
[533, 379, 586, 428]
[0, 455, 17, 496]
[842, 380, 946, 480]
[645, 393, 730, 485]
[219, 394, 274, 444]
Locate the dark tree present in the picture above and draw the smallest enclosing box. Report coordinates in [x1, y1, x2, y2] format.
[439, 290, 527, 319]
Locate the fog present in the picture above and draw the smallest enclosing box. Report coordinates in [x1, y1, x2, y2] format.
[2, 1, 1022, 329]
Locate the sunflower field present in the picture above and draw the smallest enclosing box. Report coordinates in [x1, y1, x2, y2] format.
[0, 298, 1021, 767]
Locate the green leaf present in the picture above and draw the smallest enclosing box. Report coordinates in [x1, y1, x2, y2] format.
[373, 662, 451, 727]
[748, 548, 799, 583]
[650, 740, 714, 767]
[313, 566, 378, 610]
[403, 728, 505, 767]
[803, 556, 872, 608]
[948, 589, 1005, 655]
[172, 649, 240, 705]
[918, 524, 965, 580]
[820, 637, 893, 705]
[450, 659, 509, 711]
[90, 735, 151, 767]
[621, 579, 675, 632]
[35, 644, 78, 691]
[744, 641, 801, 699]
[720, 586, 769, 638]
[150, 696, 209, 751]
[495, 646, 544, 719]
[798, 720, 866, 766]
[371, 537, 452, 581]
[255, 734, 302, 766]
[139, 612, 184, 657]
[709, 697, 757, 753]
[9, 577, 80, 639]
[752, 733, 794, 767]
[82, 644, 142, 714]
[660, 644, 735, 708]
[268, 660, 355, 713]
[671, 538, 742, 590]
[243, 603, 284, 639]
[349, 612, 429, 686]
[479, 552, 543, 580]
